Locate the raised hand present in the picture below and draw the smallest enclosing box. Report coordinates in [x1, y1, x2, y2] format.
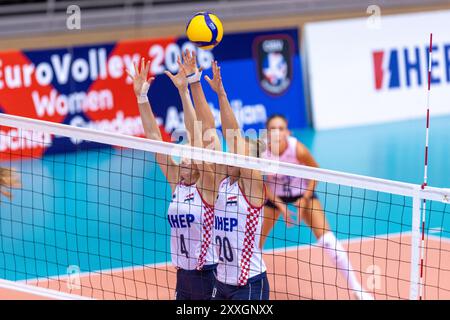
[126, 57, 154, 99]
[0, 167, 21, 199]
[164, 56, 188, 91]
[204, 60, 225, 95]
[182, 50, 201, 76]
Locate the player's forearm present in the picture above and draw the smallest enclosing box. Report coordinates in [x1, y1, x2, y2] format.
[218, 91, 244, 153]
[179, 88, 202, 148]
[138, 102, 163, 142]
[191, 83, 222, 152]
[190, 82, 216, 130]
[218, 91, 240, 132]
[138, 101, 178, 184]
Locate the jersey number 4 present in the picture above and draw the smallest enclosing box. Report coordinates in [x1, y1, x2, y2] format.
[180, 234, 189, 258]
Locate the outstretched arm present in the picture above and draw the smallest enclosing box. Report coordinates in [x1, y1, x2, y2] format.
[165, 56, 216, 205]
[182, 51, 221, 151]
[204, 61, 244, 154]
[127, 58, 179, 191]
[295, 142, 319, 219]
[296, 142, 318, 199]
[205, 61, 265, 207]
[164, 56, 202, 149]
[181, 50, 226, 183]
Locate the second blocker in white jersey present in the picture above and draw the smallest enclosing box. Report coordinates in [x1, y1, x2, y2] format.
[214, 177, 266, 286]
[167, 183, 217, 270]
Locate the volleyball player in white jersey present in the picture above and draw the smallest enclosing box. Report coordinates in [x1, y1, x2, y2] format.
[260, 114, 373, 300]
[0, 167, 21, 200]
[205, 61, 269, 300]
[127, 57, 219, 300]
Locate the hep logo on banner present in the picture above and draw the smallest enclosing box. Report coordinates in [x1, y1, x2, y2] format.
[372, 42, 450, 91]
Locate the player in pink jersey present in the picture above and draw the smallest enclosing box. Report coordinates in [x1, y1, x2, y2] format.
[127, 57, 221, 300]
[0, 167, 21, 200]
[260, 114, 373, 300]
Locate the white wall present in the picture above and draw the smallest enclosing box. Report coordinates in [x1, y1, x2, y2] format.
[304, 10, 450, 130]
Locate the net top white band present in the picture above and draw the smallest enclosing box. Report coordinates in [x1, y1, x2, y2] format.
[0, 113, 448, 203]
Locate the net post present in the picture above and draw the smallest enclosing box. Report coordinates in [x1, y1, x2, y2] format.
[409, 191, 421, 300]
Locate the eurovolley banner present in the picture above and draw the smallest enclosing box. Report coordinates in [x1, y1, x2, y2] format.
[304, 10, 450, 130]
[0, 28, 307, 157]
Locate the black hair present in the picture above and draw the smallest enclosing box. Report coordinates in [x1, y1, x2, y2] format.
[266, 114, 288, 128]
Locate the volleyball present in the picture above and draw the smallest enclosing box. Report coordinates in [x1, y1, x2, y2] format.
[186, 12, 223, 50]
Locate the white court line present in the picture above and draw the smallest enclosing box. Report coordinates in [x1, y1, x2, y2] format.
[0, 278, 92, 300]
[428, 227, 443, 235]
[22, 260, 172, 284]
[426, 234, 450, 244]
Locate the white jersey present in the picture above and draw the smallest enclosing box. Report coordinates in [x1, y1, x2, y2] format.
[214, 177, 266, 286]
[262, 136, 309, 197]
[167, 183, 217, 270]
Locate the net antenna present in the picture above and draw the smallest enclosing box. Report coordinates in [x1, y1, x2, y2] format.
[418, 33, 433, 300]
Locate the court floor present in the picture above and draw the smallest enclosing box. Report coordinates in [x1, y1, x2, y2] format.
[2, 234, 450, 300]
[0, 115, 449, 299]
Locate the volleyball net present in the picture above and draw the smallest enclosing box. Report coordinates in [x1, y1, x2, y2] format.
[0, 113, 449, 300]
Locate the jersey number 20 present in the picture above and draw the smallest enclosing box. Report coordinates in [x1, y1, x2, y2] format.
[215, 235, 233, 262]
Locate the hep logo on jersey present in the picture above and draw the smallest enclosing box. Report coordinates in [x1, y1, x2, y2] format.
[372, 42, 450, 91]
[214, 216, 238, 232]
[168, 214, 195, 228]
